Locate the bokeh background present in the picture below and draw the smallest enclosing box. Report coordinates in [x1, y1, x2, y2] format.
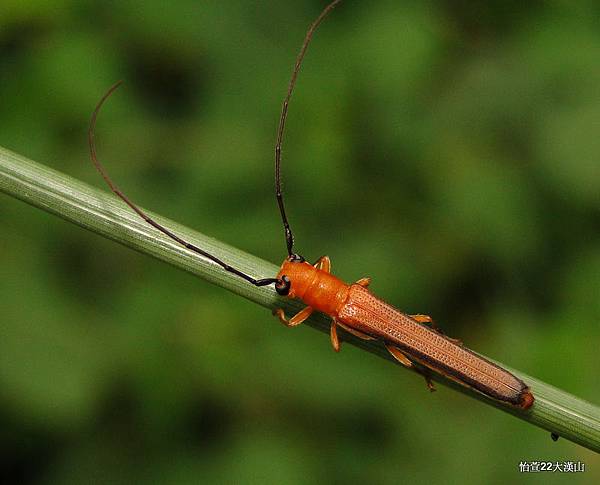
[1, 0, 599, 483]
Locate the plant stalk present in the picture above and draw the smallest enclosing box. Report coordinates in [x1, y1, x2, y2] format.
[1, 144, 598, 453]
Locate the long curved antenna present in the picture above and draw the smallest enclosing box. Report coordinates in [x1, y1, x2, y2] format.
[89, 81, 280, 289]
[275, 0, 342, 256]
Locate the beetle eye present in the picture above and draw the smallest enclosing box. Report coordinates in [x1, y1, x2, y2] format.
[289, 253, 305, 263]
[275, 275, 291, 296]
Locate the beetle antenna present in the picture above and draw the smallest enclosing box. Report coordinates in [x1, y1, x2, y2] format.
[275, 0, 342, 256]
[89, 81, 280, 289]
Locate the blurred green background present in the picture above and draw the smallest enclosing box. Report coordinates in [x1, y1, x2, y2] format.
[1, 0, 599, 483]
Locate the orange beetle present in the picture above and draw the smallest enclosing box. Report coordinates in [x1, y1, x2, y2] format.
[89, 0, 533, 410]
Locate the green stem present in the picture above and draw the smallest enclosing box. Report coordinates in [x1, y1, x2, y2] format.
[1, 145, 599, 453]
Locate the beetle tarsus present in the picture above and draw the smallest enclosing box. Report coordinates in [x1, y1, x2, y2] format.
[274, 306, 313, 327]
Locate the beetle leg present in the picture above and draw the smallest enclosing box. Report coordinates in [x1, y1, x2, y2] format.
[410, 313, 462, 346]
[330, 319, 341, 352]
[385, 344, 436, 392]
[331, 319, 375, 352]
[410, 313, 436, 327]
[273, 306, 313, 327]
[385, 344, 413, 368]
[354, 277, 371, 288]
[313, 255, 331, 273]
[422, 369, 436, 392]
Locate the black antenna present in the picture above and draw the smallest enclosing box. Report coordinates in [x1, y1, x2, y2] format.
[89, 81, 282, 291]
[275, 0, 342, 256]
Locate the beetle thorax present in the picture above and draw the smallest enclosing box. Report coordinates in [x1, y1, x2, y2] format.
[276, 259, 349, 315]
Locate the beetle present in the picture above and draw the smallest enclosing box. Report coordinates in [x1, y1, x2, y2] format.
[88, 0, 534, 410]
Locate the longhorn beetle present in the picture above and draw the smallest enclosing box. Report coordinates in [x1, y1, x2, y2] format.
[88, 0, 534, 410]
